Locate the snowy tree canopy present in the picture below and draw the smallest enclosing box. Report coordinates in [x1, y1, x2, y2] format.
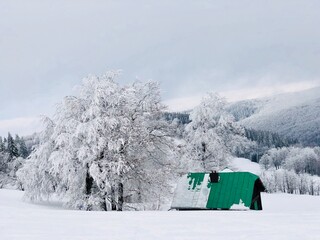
[260, 146, 320, 176]
[184, 92, 253, 171]
[259, 146, 320, 195]
[0, 133, 31, 189]
[18, 71, 176, 211]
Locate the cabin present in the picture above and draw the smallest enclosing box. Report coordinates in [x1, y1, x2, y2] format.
[171, 171, 265, 210]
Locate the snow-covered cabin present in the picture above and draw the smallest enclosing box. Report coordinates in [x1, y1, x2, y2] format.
[171, 172, 265, 210]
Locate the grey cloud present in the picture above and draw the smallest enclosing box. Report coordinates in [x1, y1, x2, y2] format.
[0, 0, 320, 125]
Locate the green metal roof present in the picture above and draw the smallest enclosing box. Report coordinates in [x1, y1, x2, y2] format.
[172, 172, 261, 210]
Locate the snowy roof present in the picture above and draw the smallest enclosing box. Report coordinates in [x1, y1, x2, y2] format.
[171, 172, 264, 210]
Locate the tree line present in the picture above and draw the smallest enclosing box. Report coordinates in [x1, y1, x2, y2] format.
[260, 147, 320, 195]
[0, 133, 31, 188]
[0, 133, 30, 159]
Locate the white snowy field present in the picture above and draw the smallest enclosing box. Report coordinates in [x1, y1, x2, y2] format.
[1, 189, 319, 240]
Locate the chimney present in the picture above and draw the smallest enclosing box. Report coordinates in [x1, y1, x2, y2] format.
[210, 170, 219, 183]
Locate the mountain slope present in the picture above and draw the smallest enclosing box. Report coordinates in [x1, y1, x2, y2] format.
[228, 87, 320, 146]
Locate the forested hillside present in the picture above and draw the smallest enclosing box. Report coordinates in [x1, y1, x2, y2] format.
[228, 87, 320, 146]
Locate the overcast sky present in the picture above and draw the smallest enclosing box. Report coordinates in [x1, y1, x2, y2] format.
[1, 0, 320, 137]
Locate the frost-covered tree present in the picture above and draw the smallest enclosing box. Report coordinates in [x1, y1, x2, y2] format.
[0, 152, 8, 172]
[17, 117, 57, 197]
[260, 146, 320, 176]
[15, 135, 29, 159]
[184, 92, 253, 171]
[0, 137, 6, 175]
[0, 134, 30, 189]
[18, 71, 176, 211]
[260, 146, 320, 195]
[260, 147, 289, 170]
[7, 133, 19, 160]
[260, 169, 320, 195]
[0, 137, 5, 152]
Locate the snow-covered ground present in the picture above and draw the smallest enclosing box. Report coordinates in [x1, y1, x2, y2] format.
[1, 189, 319, 240]
[229, 157, 261, 175]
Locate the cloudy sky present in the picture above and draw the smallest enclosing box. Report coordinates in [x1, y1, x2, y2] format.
[1, 0, 320, 136]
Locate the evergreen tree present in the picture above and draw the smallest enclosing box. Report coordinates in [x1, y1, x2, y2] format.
[19, 138, 29, 158]
[3, 137, 7, 151]
[7, 133, 19, 160]
[0, 137, 5, 152]
[15, 135, 29, 158]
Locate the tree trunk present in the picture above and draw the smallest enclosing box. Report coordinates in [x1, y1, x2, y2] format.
[201, 142, 207, 170]
[110, 185, 117, 211]
[117, 182, 124, 211]
[137, 183, 142, 203]
[85, 171, 94, 195]
[85, 170, 94, 211]
[100, 192, 107, 211]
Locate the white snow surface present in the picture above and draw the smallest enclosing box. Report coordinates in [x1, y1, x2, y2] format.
[229, 157, 261, 175]
[230, 199, 250, 210]
[171, 173, 211, 209]
[1, 189, 320, 240]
